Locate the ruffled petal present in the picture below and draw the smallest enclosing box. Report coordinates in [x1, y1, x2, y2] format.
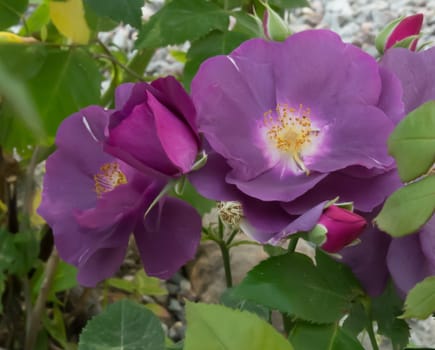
[52, 210, 131, 287]
[268, 201, 327, 244]
[387, 233, 433, 296]
[188, 152, 241, 201]
[283, 168, 402, 214]
[151, 76, 199, 138]
[106, 102, 178, 176]
[149, 91, 198, 173]
[380, 47, 435, 114]
[272, 30, 381, 106]
[192, 56, 277, 180]
[227, 165, 327, 202]
[341, 220, 391, 296]
[377, 67, 405, 124]
[134, 197, 202, 279]
[38, 107, 114, 224]
[304, 104, 394, 173]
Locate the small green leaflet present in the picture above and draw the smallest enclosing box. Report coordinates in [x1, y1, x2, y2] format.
[184, 302, 293, 350]
[84, 0, 143, 28]
[402, 276, 435, 319]
[289, 322, 364, 350]
[388, 101, 435, 182]
[0, 0, 28, 30]
[233, 251, 364, 323]
[136, 0, 229, 49]
[375, 175, 435, 237]
[79, 299, 165, 350]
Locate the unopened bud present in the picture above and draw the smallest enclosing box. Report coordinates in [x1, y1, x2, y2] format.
[262, 2, 291, 41]
[375, 14, 423, 54]
[317, 206, 367, 253]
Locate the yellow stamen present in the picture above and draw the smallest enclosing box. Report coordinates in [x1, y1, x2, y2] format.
[94, 162, 127, 198]
[263, 103, 319, 174]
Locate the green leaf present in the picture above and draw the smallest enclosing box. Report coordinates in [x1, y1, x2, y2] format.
[106, 277, 135, 293]
[0, 47, 101, 150]
[19, 2, 50, 37]
[84, 2, 118, 34]
[50, 261, 78, 295]
[183, 30, 251, 88]
[211, 0, 243, 9]
[9, 231, 40, 276]
[79, 299, 165, 350]
[35, 330, 49, 350]
[42, 305, 71, 350]
[231, 11, 264, 37]
[166, 340, 184, 350]
[0, 230, 39, 277]
[263, 244, 288, 256]
[402, 276, 435, 319]
[0, 0, 28, 30]
[233, 250, 364, 323]
[374, 175, 435, 237]
[268, 0, 309, 10]
[315, 249, 364, 297]
[184, 302, 293, 350]
[134, 270, 167, 296]
[174, 179, 215, 216]
[84, 0, 143, 28]
[342, 302, 367, 337]
[32, 260, 78, 301]
[289, 322, 364, 350]
[220, 287, 270, 321]
[372, 282, 409, 350]
[28, 48, 102, 135]
[0, 43, 47, 79]
[0, 229, 39, 311]
[388, 101, 435, 182]
[106, 270, 167, 297]
[136, 0, 229, 49]
[0, 229, 16, 271]
[0, 53, 46, 146]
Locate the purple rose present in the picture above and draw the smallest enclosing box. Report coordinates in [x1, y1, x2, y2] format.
[190, 30, 403, 242]
[38, 104, 202, 286]
[105, 76, 200, 178]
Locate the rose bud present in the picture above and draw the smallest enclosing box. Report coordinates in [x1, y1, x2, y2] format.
[317, 205, 367, 253]
[105, 76, 200, 179]
[376, 14, 423, 54]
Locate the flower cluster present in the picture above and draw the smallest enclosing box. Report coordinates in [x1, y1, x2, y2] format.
[39, 15, 435, 298]
[189, 25, 435, 297]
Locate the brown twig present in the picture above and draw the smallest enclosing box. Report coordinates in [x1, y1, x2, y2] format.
[24, 249, 60, 350]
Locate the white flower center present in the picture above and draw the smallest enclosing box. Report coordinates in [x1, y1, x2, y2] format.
[262, 103, 319, 174]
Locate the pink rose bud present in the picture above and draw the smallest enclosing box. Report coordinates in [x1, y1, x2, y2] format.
[318, 206, 367, 253]
[376, 14, 423, 54]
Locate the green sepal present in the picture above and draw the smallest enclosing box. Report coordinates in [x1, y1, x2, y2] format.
[392, 34, 420, 49]
[375, 16, 403, 54]
[261, 1, 291, 41]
